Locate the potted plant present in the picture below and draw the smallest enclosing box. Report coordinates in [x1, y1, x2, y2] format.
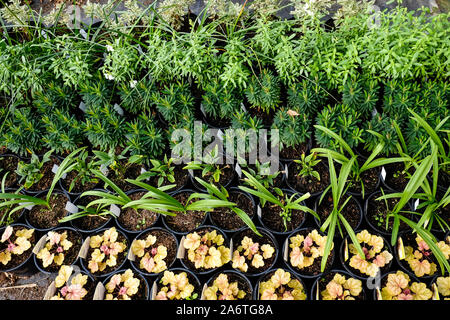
[80, 227, 129, 278]
[340, 229, 393, 279]
[255, 268, 307, 300]
[284, 228, 334, 278]
[0, 224, 35, 272]
[312, 271, 365, 300]
[203, 271, 253, 300]
[231, 228, 277, 277]
[0, 153, 19, 189]
[129, 227, 178, 277]
[378, 270, 433, 300]
[48, 265, 96, 300]
[34, 227, 83, 274]
[154, 269, 201, 300]
[102, 269, 150, 300]
[180, 226, 231, 275]
[434, 275, 450, 299]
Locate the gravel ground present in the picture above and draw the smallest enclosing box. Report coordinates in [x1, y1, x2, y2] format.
[0, 271, 53, 300]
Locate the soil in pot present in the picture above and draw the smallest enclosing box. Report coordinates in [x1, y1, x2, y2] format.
[132, 229, 177, 275]
[348, 167, 381, 196]
[286, 228, 334, 277]
[118, 192, 158, 232]
[314, 271, 365, 300]
[35, 229, 82, 273]
[383, 162, 413, 191]
[261, 203, 305, 233]
[28, 193, 68, 230]
[60, 170, 98, 194]
[164, 192, 206, 233]
[0, 225, 36, 271]
[25, 156, 60, 192]
[231, 229, 277, 275]
[107, 163, 144, 192]
[210, 191, 255, 231]
[205, 272, 252, 300]
[279, 142, 310, 160]
[0, 204, 21, 227]
[287, 161, 330, 195]
[72, 195, 112, 232]
[316, 195, 361, 236]
[149, 165, 189, 191]
[193, 164, 234, 188]
[104, 271, 149, 300]
[0, 155, 19, 188]
[366, 192, 410, 234]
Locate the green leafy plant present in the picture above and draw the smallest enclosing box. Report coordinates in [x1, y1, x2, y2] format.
[287, 76, 327, 117]
[62, 150, 99, 194]
[362, 113, 399, 156]
[118, 78, 155, 115]
[201, 78, 242, 121]
[341, 76, 379, 118]
[245, 69, 281, 114]
[293, 152, 321, 182]
[271, 108, 311, 151]
[153, 81, 195, 124]
[239, 160, 281, 189]
[15, 150, 53, 190]
[137, 155, 176, 188]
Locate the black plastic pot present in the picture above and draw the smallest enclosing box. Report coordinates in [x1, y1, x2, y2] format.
[285, 160, 328, 199]
[0, 153, 20, 189]
[70, 189, 114, 235]
[115, 189, 160, 235]
[161, 189, 209, 236]
[151, 268, 202, 300]
[33, 226, 83, 275]
[21, 155, 61, 196]
[339, 231, 394, 281]
[253, 268, 308, 300]
[0, 223, 37, 273]
[204, 270, 253, 300]
[276, 138, 313, 164]
[347, 167, 382, 200]
[230, 227, 279, 278]
[314, 194, 363, 238]
[23, 190, 70, 233]
[311, 269, 367, 300]
[283, 228, 335, 279]
[79, 227, 130, 280]
[373, 270, 423, 300]
[0, 188, 26, 227]
[179, 225, 229, 276]
[58, 156, 99, 198]
[257, 189, 308, 236]
[129, 227, 179, 278]
[189, 164, 236, 193]
[102, 269, 150, 300]
[209, 187, 257, 234]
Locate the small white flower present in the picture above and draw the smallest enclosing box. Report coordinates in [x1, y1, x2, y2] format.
[130, 80, 137, 88]
[106, 44, 114, 52]
[104, 72, 115, 81]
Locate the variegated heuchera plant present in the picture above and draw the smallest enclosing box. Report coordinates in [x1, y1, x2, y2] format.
[436, 276, 450, 300]
[0, 226, 34, 265]
[51, 265, 89, 300]
[87, 227, 127, 274]
[232, 236, 275, 272]
[320, 273, 363, 300]
[381, 271, 432, 300]
[184, 230, 230, 270]
[204, 273, 247, 300]
[259, 269, 306, 300]
[404, 236, 450, 277]
[348, 230, 393, 277]
[105, 269, 141, 300]
[155, 270, 198, 300]
[131, 234, 168, 274]
[289, 229, 328, 269]
[36, 231, 73, 268]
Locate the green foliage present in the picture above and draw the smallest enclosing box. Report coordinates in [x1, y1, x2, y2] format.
[137, 155, 176, 188]
[15, 150, 53, 189]
[64, 150, 99, 193]
[118, 78, 156, 115]
[271, 108, 311, 150]
[341, 76, 379, 117]
[382, 80, 420, 127]
[153, 81, 195, 124]
[80, 77, 113, 108]
[101, 38, 141, 84]
[32, 82, 77, 113]
[201, 78, 242, 120]
[362, 113, 399, 156]
[293, 152, 321, 181]
[287, 75, 327, 117]
[245, 69, 281, 114]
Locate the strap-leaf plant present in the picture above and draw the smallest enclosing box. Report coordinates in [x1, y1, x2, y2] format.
[238, 169, 317, 232]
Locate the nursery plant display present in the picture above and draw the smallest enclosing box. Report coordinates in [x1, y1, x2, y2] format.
[0, 0, 448, 304]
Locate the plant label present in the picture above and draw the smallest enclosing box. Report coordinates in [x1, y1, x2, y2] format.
[200, 103, 206, 117]
[79, 101, 87, 113]
[100, 164, 109, 176]
[137, 45, 144, 56]
[432, 283, 440, 300]
[397, 237, 405, 260]
[283, 238, 288, 262]
[41, 30, 48, 39]
[51, 164, 67, 179]
[371, 107, 378, 117]
[43, 281, 57, 300]
[240, 103, 247, 112]
[128, 240, 136, 261]
[65, 202, 79, 214]
[414, 199, 419, 211]
[188, 169, 194, 177]
[32, 234, 49, 255]
[200, 284, 207, 300]
[80, 29, 87, 39]
[19, 202, 34, 210]
[177, 236, 186, 259]
[151, 282, 157, 300]
[113, 103, 124, 116]
[235, 162, 242, 178]
[110, 204, 121, 217]
[257, 205, 262, 218]
[381, 167, 386, 180]
[344, 239, 349, 262]
[229, 239, 233, 261]
[93, 282, 105, 300]
[78, 237, 91, 259]
[284, 163, 288, 177]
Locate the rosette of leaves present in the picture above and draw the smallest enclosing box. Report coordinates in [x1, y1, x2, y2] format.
[341, 76, 379, 118]
[80, 77, 113, 108]
[289, 229, 328, 270]
[118, 78, 155, 115]
[287, 76, 327, 117]
[315, 104, 363, 150]
[271, 108, 311, 151]
[183, 230, 230, 270]
[259, 269, 306, 300]
[36, 231, 74, 268]
[2, 107, 44, 156]
[226, 111, 264, 159]
[382, 80, 420, 127]
[347, 230, 393, 277]
[131, 234, 168, 274]
[51, 265, 90, 300]
[201, 78, 242, 121]
[381, 271, 432, 300]
[153, 81, 195, 124]
[41, 109, 83, 154]
[87, 227, 127, 274]
[320, 273, 363, 300]
[362, 113, 399, 156]
[104, 269, 141, 300]
[83, 104, 126, 151]
[155, 270, 197, 300]
[245, 69, 281, 114]
[204, 273, 247, 300]
[15, 150, 53, 190]
[0, 226, 34, 266]
[125, 114, 165, 164]
[137, 156, 176, 188]
[436, 276, 450, 299]
[32, 82, 77, 113]
[404, 236, 450, 278]
[101, 38, 141, 84]
[231, 236, 275, 273]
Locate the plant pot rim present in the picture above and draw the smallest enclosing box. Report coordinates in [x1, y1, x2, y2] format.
[102, 268, 150, 300]
[0, 223, 36, 273]
[311, 269, 367, 301]
[152, 267, 202, 301]
[205, 269, 254, 299]
[285, 160, 328, 198]
[372, 270, 423, 300]
[253, 267, 308, 300]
